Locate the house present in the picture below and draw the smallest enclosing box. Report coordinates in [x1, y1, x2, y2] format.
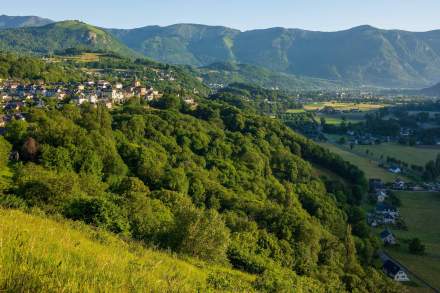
[383, 214, 396, 224]
[369, 178, 384, 193]
[389, 166, 401, 174]
[376, 203, 399, 218]
[380, 230, 396, 245]
[393, 179, 405, 190]
[376, 190, 388, 203]
[383, 260, 409, 282]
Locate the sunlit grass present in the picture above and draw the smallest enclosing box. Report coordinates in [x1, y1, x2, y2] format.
[0, 209, 255, 292]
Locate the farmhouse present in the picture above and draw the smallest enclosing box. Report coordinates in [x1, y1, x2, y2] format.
[380, 229, 396, 245]
[376, 190, 387, 203]
[389, 166, 401, 174]
[376, 203, 399, 218]
[393, 179, 405, 190]
[383, 260, 409, 282]
[369, 178, 384, 193]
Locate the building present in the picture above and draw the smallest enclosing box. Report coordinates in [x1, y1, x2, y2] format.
[380, 230, 396, 245]
[369, 178, 384, 193]
[389, 166, 402, 174]
[393, 179, 405, 190]
[376, 190, 387, 203]
[383, 260, 409, 282]
[376, 203, 399, 218]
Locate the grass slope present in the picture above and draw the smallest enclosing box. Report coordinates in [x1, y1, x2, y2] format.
[0, 209, 255, 292]
[385, 192, 440, 290]
[349, 144, 440, 167]
[318, 142, 401, 182]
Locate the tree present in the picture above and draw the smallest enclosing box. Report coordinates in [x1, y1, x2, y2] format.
[408, 238, 425, 255]
[21, 137, 39, 161]
[0, 137, 12, 170]
[179, 209, 230, 263]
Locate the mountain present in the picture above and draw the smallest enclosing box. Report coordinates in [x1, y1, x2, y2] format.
[109, 24, 440, 88]
[0, 15, 53, 28]
[0, 20, 137, 57]
[421, 81, 440, 96]
[197, 61, 341, 90]
[108, 24, 239, 65]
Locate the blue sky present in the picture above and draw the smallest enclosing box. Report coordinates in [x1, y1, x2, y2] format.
[2, 0, 440, 31]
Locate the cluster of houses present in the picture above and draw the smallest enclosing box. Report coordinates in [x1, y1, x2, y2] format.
[367, 179, 403, 228]
[368, 178, 412, 283]
[0, 79, 164, 111]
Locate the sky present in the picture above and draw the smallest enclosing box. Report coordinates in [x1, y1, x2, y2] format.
[2, 0, 440, 32]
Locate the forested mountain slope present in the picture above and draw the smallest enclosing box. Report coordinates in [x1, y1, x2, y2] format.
[0, 53, 403, 291]
[110, 24, 440, 87]
[0, 21, 137, 57]
[0, 98, 401, 292]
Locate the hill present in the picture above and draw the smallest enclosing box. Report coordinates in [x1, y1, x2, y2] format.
[0, 21, 137, 57]
[421, 81, 440, 96]
[0, 15, 53, 28]
[0, 208, 256, 292]
[109, 24, 440, 88]
[0, 75, 402, 291]
[197, 61, 341, 90]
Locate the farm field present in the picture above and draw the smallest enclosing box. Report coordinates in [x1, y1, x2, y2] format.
[318, 142, 402, 182]
[316, 112, 365, 125]
[303, 101, 387, 111]
[349, 143, 440, 167]
[385, 192, 440, 291]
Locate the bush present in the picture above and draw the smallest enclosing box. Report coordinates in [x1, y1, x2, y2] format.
[408, 238, 425, 255]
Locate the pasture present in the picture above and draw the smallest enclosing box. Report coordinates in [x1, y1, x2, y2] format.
[349, 143, 440, 167]
[385, 192, 440, 291]
[318, 142, 402, 182]
[303, 101, 386, 111]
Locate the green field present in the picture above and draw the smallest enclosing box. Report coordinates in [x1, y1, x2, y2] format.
[303, 101, 386, 111]
[385, 192, 440, 291]
[0, 209, 255, 292]
[319, 142, 403, 182]
[349, 144, 440, 167]
[317, 113, 365, 125]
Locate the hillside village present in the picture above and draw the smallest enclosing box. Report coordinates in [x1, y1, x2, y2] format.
[0, 78, 197, 126]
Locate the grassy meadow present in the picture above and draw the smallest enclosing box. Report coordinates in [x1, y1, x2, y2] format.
[318, 142, 402, 182]
[303, 101, 386, 111]
[0, 209, 255, 292]
[349, 143, 440, 167]
[385, 192, 440, 291]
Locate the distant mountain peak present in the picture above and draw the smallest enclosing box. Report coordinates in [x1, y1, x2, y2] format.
[0, 15, 53, 28]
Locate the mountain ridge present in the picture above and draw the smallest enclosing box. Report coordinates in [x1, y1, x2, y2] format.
[1, 15, 440, 88]
[107, 23, 440, 87]
[0, 14, 53, 28]
[0, 20, 138, 57]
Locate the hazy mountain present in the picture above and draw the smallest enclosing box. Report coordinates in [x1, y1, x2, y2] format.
[0, 20, 137, 57]
[0, 15, 53, 28]
[108, 24, 239, 65]
[109, 24, 440, 88]
[421, 81, 440, 96]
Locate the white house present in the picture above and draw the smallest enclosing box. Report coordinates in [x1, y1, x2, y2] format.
[380, 230, 396, 245]
[383, 260, 409, 282]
